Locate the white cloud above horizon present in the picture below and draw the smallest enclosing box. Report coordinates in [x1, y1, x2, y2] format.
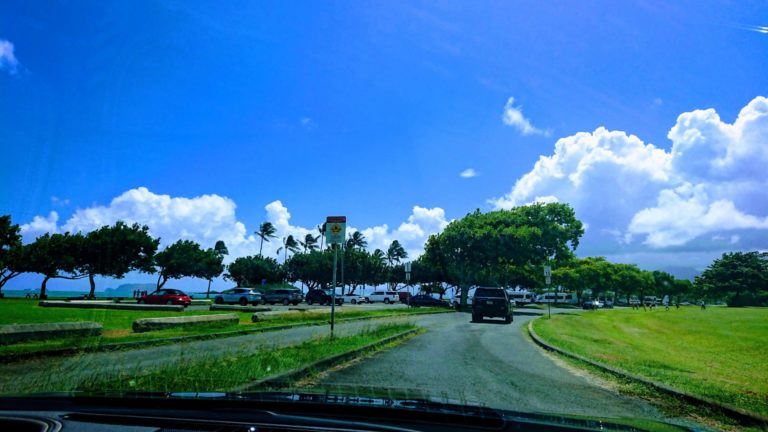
[491, 95, 768, 249]
[20, 187, 449, 263]
[502, 97, 550, 136]
[0, 39, 19, 74]
[459, 168, 478, 178]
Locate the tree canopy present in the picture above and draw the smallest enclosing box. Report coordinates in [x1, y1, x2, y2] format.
[695, 251, 768, 306]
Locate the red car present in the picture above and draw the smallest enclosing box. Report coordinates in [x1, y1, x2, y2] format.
[138, 289, 192, 306]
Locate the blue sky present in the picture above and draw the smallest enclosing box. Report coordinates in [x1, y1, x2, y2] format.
[1, 1, 767, 290]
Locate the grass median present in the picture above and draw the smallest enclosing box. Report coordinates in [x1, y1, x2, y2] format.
[532, 306, 768, 419]
[0, 299, 449, 356]
[75, 322, 417, 393]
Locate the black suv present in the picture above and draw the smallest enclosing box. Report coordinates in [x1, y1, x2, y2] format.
[471, 287, 513, 323]
[305, 289, 343, 306]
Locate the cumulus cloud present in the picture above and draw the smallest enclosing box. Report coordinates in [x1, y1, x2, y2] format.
[0, 39, 19, 74]
[491, 96, 768, 250]
[19, 188, 449, 263]
[459, 168, 478, 178]
[502, 97, 549, 136]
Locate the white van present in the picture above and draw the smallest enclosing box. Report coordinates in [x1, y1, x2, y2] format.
[507, 291, 534, 305]
[536, 292, 577, 304]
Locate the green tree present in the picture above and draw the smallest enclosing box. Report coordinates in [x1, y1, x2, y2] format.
[153, 240, 207, 289]
[80, 221, 159, 298]
[214, 240, 229, 256]
[256, 222, 277, 256]
[695, 251, 768, 306]
[226, 254, 284, 287]
[21, 233, 87, 299]
[0, 215, 23, 295]
[200, 247, 225, 298]
[421, 203, 584, 307]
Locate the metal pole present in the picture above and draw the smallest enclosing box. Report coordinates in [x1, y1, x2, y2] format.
[331, 244, 338, 334]
[341, 243, 345, 296]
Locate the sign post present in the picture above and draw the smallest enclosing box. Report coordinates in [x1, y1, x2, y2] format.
[544, 265, 552, 318]
[404, 261, 412, 306]
[325, 216, 346, 335]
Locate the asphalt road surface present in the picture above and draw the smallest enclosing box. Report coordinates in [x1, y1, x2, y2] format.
[310, 308, 671, 422]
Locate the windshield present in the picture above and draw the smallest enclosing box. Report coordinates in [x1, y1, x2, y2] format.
[1, 2, 766, 431]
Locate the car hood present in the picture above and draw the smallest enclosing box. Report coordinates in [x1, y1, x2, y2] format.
[6, 390, 698, 432]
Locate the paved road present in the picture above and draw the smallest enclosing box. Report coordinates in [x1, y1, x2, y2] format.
[311, 309, 666, 421]
[0, 311, 438, 394]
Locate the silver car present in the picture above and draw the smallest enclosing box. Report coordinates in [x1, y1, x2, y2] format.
[214, 287, 264, 306]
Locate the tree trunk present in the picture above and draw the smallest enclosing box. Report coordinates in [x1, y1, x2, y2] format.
[157, 273, 168, 289]
[206, 279, 212, 298]
[40, 276, 50, 300]
[88, 273, 96, 299]
[259, 237, 264, 256]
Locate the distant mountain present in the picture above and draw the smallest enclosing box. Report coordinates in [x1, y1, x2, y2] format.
[103, 283, 156, 296]
[657, 266, 702, 281]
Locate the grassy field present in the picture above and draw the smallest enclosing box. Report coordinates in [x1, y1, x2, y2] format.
[76, 323, 417, 393]
[533, 307, 768, 418]
[0, 299, 448, 355]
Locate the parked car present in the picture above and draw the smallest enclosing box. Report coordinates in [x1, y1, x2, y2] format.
[471, 287, 513, 323]
[305, 289, 344, 306]
[409, 294, 450, 308]
[138, 289, 192, 306]
[582, 300, 603, 310]
[365, 291, 399, 304]
[340, 293, 363, 304]
[263, 289, 303, 305]
[451, 288, 476, 308]
[213, 287, 263, 306]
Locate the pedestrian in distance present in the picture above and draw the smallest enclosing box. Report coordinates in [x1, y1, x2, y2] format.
[700, 300, 706, 310]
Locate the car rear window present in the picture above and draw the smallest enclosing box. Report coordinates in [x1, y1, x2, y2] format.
[474, 288, 505, 298]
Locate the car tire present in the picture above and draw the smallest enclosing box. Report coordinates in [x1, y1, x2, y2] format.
[239, 297, 248, 306]
[351, 299, 356, 304]
[292, 301, 299, 306]
[137, 299, 145, 304]
[260, 299, 267, 305]
[166, 300, 173, 305]
[214, 297, 223, 304]
[269, 302, 275, 305]
[307, 299, 314, 305]
[282, 299, 290, 306]
[471, 314, 480, 323]
[384, 298, 390, 304]
[505, 315, 512, 324]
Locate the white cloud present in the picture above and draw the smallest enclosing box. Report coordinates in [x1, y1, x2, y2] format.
[502, 97, 549, 136]
[20, 212, 59, 240]
[300, 117, 315, 130]
[20, 188, 449, 263]
[459, 168, 478, 178]
[491, 96, 768, 250]
[50, 196, 71, 207]
[0, 39, 18, 74]
[653, 98, 664, 106]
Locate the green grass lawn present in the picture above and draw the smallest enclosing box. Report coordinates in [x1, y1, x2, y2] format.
[533, 307, 768, 418]
[76, 323, 417, 393]
[0, 299, 449, 355]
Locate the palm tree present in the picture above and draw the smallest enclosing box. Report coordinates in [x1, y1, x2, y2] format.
[256, 222, 277, 256]
[300, 233, 319, 253]
[277, 235, 300, 262]
[214, 240, 229, 256]
[386, 240, 408, 266]
[317, 224, 325, 251]
[372, 248, 387, 266]
[346, 231, 367, 251]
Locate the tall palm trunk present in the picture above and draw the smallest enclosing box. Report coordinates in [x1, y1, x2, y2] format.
[207, 279, 212, 298]
[259, 237, 264, 256]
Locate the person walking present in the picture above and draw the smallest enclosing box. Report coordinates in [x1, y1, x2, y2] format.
[700, 300, 706, 310]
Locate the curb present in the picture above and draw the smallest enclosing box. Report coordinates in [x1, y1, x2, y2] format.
[0, 309, 450, 363]
[527, 319, 768, 426]
[231, 328, 420, 392]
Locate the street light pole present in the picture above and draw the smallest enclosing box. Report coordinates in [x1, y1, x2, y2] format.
[331, 244, 338, 335]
